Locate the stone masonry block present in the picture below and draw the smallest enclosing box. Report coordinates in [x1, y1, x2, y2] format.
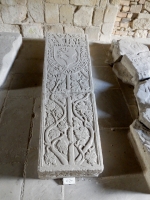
[144, 1, 150, 12]
[0, 32, 22, 87]
[93, 7, 104, 26]
[70, 0, 98, 6]
[45, 25, 63, 36]
[104, 4, 118, 23]
[99, 0, 108, 8]
[85, 26, 100, 41]
[130, 5, 142, 13]
[28, 0, 44, 23]
[22, 24, 44, 38]
[74, 6, 93, 27]
[102, 23, 114, 35]
[60, 5, 75, 24]
[64, 26, 84, 35]
[45, 3, 59, 24]
[0, 24, 20, 33]
[45, 0, 69, 4]
[110, 0, 121, 5]
[132, 18, 150, 30]
[1, 5, 27, 24]
[38, 34, 103, 178]
[0, 0, 27, 5]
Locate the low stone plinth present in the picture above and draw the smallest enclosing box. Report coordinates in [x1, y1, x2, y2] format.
[38, 34, 103, 179]
[0, 32, 22, 87]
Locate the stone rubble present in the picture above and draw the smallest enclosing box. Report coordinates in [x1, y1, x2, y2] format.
[38, 34, 104, 179]
[109, 38, 150, 188]
[0, 32, 22, 87]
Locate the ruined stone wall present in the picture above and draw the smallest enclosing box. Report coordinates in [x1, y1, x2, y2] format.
[0, 0, 118, 41]
[113, 0, 150, 38]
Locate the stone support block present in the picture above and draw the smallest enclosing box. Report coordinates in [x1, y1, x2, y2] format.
[64, 26, 84, 35]
[38, 34, 103, 178]
[0, 24, 20, 33]
[45, 0, 69, 3]
[60, 5, 75, 24]
[45, 25, 63, 36]
[1, 5, 27, 24]
[74, 6, 93, 27]
[45, 3, 59, 24]
[132, 18, 150, 30]
[93, 7, 104, 26]
[22, 24, 44, 38]
[70, 0, 98, 6]
[144, 1, 150, 12]
[28, 0, 44, 23]
[0, 32, 22, 87]
[104, 4, 118, 23]
[85, 26, 100, 41]
[130, 5, 142, 13]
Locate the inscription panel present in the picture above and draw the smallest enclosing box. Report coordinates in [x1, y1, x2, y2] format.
[38, 34, 103, 178]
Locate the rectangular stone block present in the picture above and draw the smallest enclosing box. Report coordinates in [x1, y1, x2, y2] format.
[104, 4, 118, 23]
[38, 34, 103, 178]
[45, 3, 59, 24]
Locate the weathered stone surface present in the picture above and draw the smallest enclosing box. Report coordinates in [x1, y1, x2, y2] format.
[144, 1, 150, 12]
[85, 26, 100, 41]
[45, 3, 59, 24]
[99, 0, 107, 8]
[0, 24, 20, 33]
[0, 0, 27, 5]
[0, 32, 22, 87]
[1, 5, 27, 24]
[113, 62, 135, 86]
[129, 119, 150, 188]
[28, 0, 44, 23]
[138, 13, 150, 19]
[102, 23, 114, 35]
[38, 34, 103, 178]
[134, 30, 148, 38]
[139, 108, 150, 129]
[121, 52, 150, 81]
[45, 0, 69, 3]
[93, 7, 104, 26]
[104, 4, 118, 23]
[22, 24, 44, 38]
[132, 18, 150, 30]
[64, 26, 84, 35]
[60, 5, 75, 24]
[45, 25, 63, 36]
[110, 0, 121, 5]
[74, 6, 93, 27]
[70, 0, 98, 6]
[130, 5, 142, 13]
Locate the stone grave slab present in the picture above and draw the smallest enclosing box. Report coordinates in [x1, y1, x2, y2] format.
[0, 32, 22, 87]
[38, 34, 103, 179]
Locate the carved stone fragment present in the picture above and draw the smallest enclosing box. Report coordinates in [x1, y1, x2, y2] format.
[38, 34, 103, 178]
[0, 32, 22, 87]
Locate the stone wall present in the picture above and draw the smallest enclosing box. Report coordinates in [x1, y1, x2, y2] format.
[113, 0, 150, 38]
[0, 0, 118, 41]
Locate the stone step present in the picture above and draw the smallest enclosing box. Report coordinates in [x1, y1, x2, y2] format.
[38, 33, 103, 179]
[0, 32, 22, 87]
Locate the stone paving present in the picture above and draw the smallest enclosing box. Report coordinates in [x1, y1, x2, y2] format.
[0, 39, 150, 199]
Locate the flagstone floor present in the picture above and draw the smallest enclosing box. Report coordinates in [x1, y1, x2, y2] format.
[0, 39, 150, 200]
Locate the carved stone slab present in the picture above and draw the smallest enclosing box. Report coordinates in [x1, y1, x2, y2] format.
[121, 51, 150, 81]
[38, 34, 103, 179]
[0, 32, 22, 87]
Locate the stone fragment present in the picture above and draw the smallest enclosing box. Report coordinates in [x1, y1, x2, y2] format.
[85, 26, 100, 41]
[132, 18, 150, 30]
[113, 62, 135, 85]
[104, 4, 118, 23]
[45, 0, 69, 3]
[22, 24, 44, 38]
[64, 26, 84, 35]
[45, 3, 59, 24]
[134, 30, 148, 38]
[144, 1, 150, 12]
[129, 119, 150, 188]
[0, 32, 22, 87]
[45, 25, 63, 36]
[60, 5, 75, 24]
[38, 34, 103, 178]
[1, 5, 27, 24]
[130, 5, 142, 13]
[28, 0, 44, 23]
[139, 108, 150, 129]
[0, 24, 20, 33]
[74, 6, 93, 27]
[93, 7, 104, 26]
[122, 52, 150, 81]
[70, 0, 98, 6]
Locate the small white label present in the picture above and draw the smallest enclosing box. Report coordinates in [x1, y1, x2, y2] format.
[63, 177, 75, 185]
